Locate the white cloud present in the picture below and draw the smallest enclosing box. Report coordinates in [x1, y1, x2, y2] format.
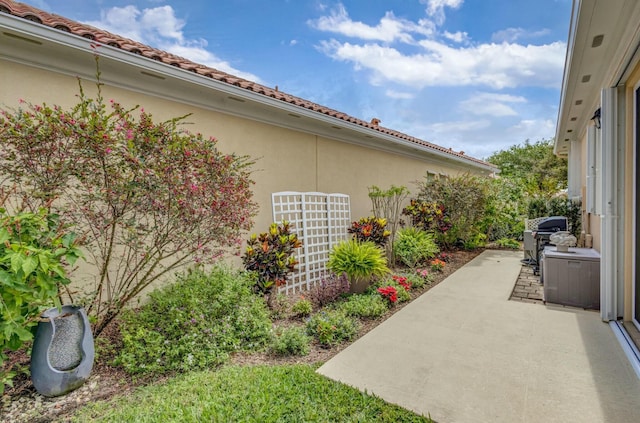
[308, 4, 435, 43]
[85, 5, 261, 82]
[385, 89, 415, 99]
[492, 27, 551, 43]
[460, 93, 527, 117]
[443, 30, 468, 43]
[429, 119, 491, 133]
[318, 39, 565, 89]
[423, 0, 464, 25]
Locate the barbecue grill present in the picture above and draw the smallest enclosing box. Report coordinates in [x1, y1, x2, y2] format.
[533, 216, 568, 275]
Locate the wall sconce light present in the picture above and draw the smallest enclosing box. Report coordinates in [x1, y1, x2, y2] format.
[591, 108, 601, 129]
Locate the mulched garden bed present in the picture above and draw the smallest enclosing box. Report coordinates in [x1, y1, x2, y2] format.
[2, 248, 482, 423]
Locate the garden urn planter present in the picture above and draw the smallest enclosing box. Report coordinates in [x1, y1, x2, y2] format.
[349, 277, 371, 294]
[30, 305, 94, 397]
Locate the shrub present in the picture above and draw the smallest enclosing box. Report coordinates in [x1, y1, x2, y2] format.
[495, 238, 520, 249]
[335, 294, 389, 319]
[116, 266, 272, 375]
[269, 326, 311, 356]
[462, 232, 487, 250]
[374, 278, 411, 303]
[412, 269, 434, 289]
[0, 208, 82, 393]
[415, 174, 489, 249]
[376, 286, 398, 305]
[430, 259, 446, 272]
[0, 69, 258, 337]
[306, 310, 359, 347]
[327, 240, 389, 292]
[401, 199, 451, 234]
[307, 273, 350, 307]
[291, 297, 313, 317]
[242, 221, 302, 306]
[348, 216, 391, 247]
[393, 227, 440, 268]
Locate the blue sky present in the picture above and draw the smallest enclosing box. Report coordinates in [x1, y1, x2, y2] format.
[23, 0, 573, 159]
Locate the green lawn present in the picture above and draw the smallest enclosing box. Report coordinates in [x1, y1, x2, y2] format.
[70, 364, 433, 422]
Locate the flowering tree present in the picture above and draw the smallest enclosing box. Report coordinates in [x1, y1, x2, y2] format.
[0, 75, 258, 336]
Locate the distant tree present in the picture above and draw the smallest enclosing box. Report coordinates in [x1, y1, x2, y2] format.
[486, 139, 567, 197]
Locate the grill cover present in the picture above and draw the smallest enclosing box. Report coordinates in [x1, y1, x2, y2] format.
[536, 216, 567, 233]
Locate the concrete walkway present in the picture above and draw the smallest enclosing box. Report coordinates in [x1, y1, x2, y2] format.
[317, 250, 640, 423]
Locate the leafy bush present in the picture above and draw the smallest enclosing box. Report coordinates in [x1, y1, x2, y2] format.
[404, 270, 433, 289]
[495, 238, 520, 249]
[307, 273, 350, 307]
[116, 267, 272, 375]
[327, 240, 389, 292]
[374, 279, 411, 303]
[242, 221, 302, 306]
[393, 227, 440, 268]
[0, 71, 258, 337]
[415, 174, 489, 249]
[306, 310, 359, 347]
[269, 326, 311, 356]
[348, 216, 391, 247]
[291, 297, 313, 317]
[335, 294, 389, 319]
[0, 208, 82, 393]
[401, 199, 451, 234]
[429, 258, 446, 272]
[462, 232, 487, 250]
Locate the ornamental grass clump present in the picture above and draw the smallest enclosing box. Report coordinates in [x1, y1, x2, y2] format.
[116, 266, 272, 375]
[327, 240, 389, 293]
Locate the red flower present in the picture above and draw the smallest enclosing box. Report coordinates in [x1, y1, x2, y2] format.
[392, 275, 411, 291]
[377, 286, 398, 303]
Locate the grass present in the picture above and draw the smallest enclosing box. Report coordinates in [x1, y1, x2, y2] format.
[70, 364, 433, 422]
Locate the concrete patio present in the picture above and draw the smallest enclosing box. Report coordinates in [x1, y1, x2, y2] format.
[317, 250, 640, 423]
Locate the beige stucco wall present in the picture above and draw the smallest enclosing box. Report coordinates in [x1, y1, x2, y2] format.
[1, 59, 485, 295]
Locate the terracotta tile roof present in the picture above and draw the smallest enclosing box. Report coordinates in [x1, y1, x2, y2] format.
[0, 0, 495, 169]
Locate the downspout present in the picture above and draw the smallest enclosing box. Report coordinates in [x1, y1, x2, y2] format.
[601, 88, 619, 321]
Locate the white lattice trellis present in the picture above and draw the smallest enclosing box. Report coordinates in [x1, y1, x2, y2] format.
[272, 192, 351, 294]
